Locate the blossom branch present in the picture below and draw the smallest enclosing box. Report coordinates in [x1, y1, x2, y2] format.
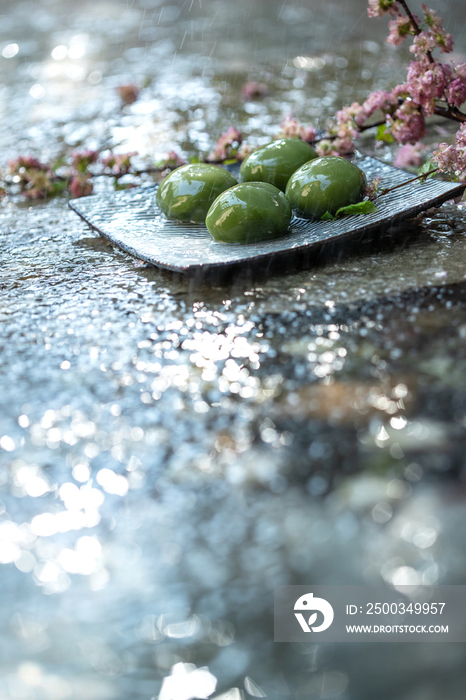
[398, 0, 420, 34]
[433, 105, 466, 124]
[4, 0, 466, 199]
[308, 0, 466, 179]
[378, 167, 439, 197]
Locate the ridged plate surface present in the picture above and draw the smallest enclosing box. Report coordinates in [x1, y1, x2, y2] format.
[69, 155, 465, 274]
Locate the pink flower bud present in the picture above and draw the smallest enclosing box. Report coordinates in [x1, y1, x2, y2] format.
[207, 127, 243, 161]
[117, 84, 140, 105]
[393, 142, 424, 169]
[447, 78, 466, 109]
[241, 82, 269, 100]
[70, 173, 93, 199]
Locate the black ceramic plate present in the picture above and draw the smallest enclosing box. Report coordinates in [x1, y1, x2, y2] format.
[69, 155, 465, 275]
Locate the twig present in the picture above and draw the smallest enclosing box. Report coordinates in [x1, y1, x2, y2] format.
[398, 0, 435, 64]
[398, 0, 456, 115]
[433, 105, 466, 123]
[378, 167, 439, 197]
[398, 0, 421, 36]
[309, 119, 388, 144]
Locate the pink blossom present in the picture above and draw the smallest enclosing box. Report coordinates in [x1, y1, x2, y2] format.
[319, 90, 402, 155]
[72, 150, 99, 171]
[434, 143, 458, 172]
[410, 31, 437, 57]
[336, 126, 357, 151]
[390, 101, 426, 143]
[278, 116, 302, 138]
[433, 143, 466, 180]
[393, 142, 424, 169]
[319, 106, 361, 155]
[315, 139, 341, 157]
[277, 116, 316, 143]
[208, 126, 242, 161]
[8, 155, 49, 173]
[241, 82, 269, 100]
[322, 103, 365, 153]
[387, 15, 415, 47]
[317, 129, 355, 156]
[422, 4, 440, 27]
[328, 128, 357, 155]
[407, 59, 446, 115]
[365, 176, 382, 199]
[434, 31, 453, 54]
[117, 84, 140, 105]
[455, 63, 466, 82]
[300, 124, 317, 143]
[70, 173, 93, 198]
[219, 126, 242, 145]
[446, 78, 466, 109]
[367, 0, 399, 19]
[155, 150, 187, 174]
[336, 102, 365, 129]
[421, 4, 453, 53]
[432, 127, 466, 181]
[455, 124, 466, 157]
[101, 151, 138, 175]
[333, 136, 356, 155]
[361, 90, 399, 120]
[159, 150, 186, 169]
[236, 143, 257, 160]
[442, 62, 453, 83]
[392, 83, 410, 99]
[23, 170, 55, 199]
[8, 155, 56, 197]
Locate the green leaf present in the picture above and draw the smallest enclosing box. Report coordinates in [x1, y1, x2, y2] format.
[51, 155, 67, 169]
[376, 124, 394, 144]
[321, 211, 336, 221]
[51, 180, 67, 195]
[418, 158, 437, 180]
[335, 200, 378, 217]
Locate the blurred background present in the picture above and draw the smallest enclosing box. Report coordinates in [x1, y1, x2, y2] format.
[2, 1, 466, 699]
[0, 0, 463, 164]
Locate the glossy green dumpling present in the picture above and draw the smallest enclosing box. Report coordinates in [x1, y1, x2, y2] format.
[155, 163, 237, 224]
[285, 156, 367, 220]
[206, 182, 292, 244]
[239, 138, 318, 192]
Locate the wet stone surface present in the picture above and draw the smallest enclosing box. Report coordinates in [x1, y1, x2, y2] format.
[2, 1, 466, 699]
